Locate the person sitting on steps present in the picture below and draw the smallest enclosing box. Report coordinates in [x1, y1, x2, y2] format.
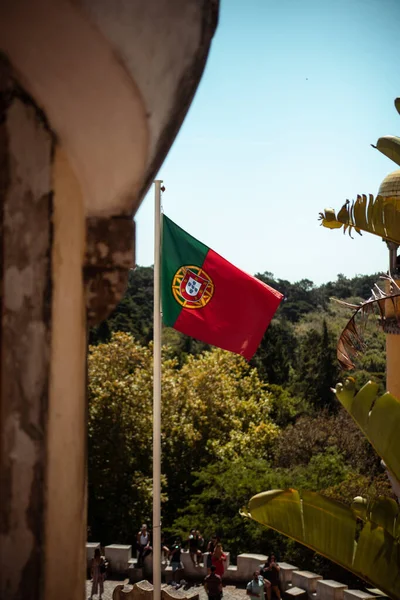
[261, 554, 281, 600]
[136, 523, 152, 568]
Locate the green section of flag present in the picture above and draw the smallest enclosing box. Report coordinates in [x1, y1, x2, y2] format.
[161, 215, 209, 326]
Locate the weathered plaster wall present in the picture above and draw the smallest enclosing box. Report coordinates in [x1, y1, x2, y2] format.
[0, 59, 54, 599]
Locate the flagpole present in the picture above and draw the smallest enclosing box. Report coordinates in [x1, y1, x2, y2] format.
[153, 180, 163, 600]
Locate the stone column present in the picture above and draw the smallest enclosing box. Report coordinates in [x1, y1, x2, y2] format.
[0, 58, 87, 600]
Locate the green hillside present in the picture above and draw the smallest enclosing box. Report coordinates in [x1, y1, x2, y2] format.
[87, 268, 391, 586]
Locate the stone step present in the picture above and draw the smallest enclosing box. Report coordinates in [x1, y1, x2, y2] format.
[279, 563, 299, 591]
[127, 561, 143, 584]
[316, 579, 348, 600]
[292, 571, 323, 593]
[365, 591, 389, 599]
[343, 592, 380, 600]
[285, 587, 307, 599]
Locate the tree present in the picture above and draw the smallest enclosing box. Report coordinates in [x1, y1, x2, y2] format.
[87, 333, 279, 541]
[251, 320, 297, 385]
[292, 320, 339, 411]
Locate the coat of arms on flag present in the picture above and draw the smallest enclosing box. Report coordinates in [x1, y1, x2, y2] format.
[171, 266, 214, 309]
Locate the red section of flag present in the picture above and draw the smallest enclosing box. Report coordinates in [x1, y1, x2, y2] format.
[174, 249, 283, 360]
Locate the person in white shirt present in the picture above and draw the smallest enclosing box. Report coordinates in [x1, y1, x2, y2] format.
[136, 523, 152, 567]
[246, 570, 271, 600]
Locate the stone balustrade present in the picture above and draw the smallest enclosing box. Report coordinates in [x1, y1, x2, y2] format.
[86, 543, 389, 599]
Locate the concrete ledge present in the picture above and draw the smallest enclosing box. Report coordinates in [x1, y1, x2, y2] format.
[279, 563, 299, 591]
[292, 571, 323, 594]
[105, 544, 132, 575]
[316, 580, 348, 600]
[237, 553, 268, 580]
[343, 593, 379, 600]
[128, 561, 144, 585]
[285, 587, 308, 599]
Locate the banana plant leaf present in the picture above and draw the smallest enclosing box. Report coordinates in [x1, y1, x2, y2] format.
[334, 283, 400, 370]
[318, 194, 400, 245]
[241, 490, 400, 600]
[335, 379, 400, 489]
[374, 136, 400, 168]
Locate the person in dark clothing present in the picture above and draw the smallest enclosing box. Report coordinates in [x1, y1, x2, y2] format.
[188, 528, 202, 566]
[261, 554, 281, 599]
[204, 565, 222, 600]
[169, 540, 184, 582]
[206, 535, 219, 573]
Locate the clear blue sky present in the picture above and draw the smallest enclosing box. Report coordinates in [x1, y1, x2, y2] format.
[136, 0, 400, 285]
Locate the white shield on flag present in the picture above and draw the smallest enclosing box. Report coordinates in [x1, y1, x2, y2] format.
[185, 276, 202, 297]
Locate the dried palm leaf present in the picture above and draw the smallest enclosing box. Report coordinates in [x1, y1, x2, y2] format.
[319, 194, 400, 245]
[336, 276, 400, 370]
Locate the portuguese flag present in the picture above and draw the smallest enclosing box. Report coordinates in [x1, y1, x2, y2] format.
[161, 215, 283, 360]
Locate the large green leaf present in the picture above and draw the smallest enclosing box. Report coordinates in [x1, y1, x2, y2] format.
[335, 379, 400, 485]
[374, 136, 400, 168]
[242, 490, 400, 600]
[319, 195, 400, 245]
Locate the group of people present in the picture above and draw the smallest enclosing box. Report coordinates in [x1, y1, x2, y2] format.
[204, 553, 281, 600]
[245, 555, 281, 600]
[167, 530, 227, 582]
[88, 523, 281, 600]
[135, 524, 228, 581]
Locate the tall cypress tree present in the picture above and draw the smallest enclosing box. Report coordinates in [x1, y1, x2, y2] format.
[293, 320, 339, 412]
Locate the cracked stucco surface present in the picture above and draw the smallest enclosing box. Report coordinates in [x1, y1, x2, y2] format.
[0, 81, 53, 599]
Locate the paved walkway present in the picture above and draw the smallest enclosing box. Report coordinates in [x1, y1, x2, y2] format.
[86, 580, 248, 600]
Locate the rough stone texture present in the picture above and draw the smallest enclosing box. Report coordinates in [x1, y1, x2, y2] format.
[85, 216, 135, 325]
[0, 57, 54, 599]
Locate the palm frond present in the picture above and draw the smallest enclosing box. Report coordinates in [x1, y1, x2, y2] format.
[336, 276, 400, 370]
[319, 194, 400, 244]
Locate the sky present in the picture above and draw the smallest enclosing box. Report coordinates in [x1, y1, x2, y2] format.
[135, 0, 400, 285]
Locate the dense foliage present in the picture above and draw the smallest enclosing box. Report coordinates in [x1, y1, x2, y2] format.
[87, 268, 391, 582]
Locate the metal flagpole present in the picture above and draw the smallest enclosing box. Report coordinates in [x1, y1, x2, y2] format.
[153, 180, 163, 600]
